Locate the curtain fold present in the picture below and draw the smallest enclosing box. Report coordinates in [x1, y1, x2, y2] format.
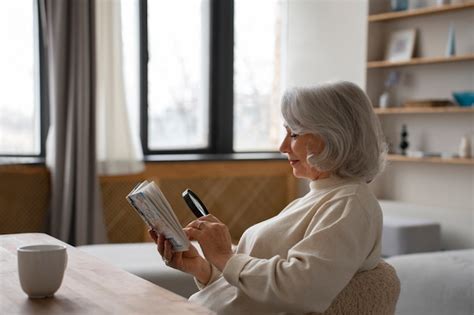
[40, 0, 107, 245]
[95, 0, 144, 175]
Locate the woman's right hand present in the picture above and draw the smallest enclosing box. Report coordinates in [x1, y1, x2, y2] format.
[149, 230, 211, 284]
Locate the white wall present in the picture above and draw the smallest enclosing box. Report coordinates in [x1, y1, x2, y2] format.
[284, 0, 368, 88]
[285, 0, 473, 249]
[284, 0, 369, 208]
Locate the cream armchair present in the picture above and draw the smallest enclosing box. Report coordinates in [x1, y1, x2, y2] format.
[319, 261, 400, 315]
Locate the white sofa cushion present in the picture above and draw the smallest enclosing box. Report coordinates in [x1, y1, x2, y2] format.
[386, 249, 474, 315]
[382, 215, 441, 256]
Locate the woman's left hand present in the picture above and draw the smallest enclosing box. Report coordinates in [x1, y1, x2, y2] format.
[184, 215, 234, 271]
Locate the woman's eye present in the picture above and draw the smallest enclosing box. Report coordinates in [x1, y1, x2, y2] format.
[290, 133, 299, 138]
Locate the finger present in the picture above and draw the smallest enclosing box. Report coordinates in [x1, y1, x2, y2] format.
[157, 233, 165, 256]
[183, 227, 195, 240]
[199, 214, 220, 223]
[164, 239, 173, 261]
[185, 227, 204, 241]
[185, 220, 195, 228]
[149, 229, 158, 242]
[185, 219, 207, 231]
[172, 252, 183, 265]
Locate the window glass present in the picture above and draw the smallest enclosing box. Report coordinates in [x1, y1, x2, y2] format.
[0, 0, 40, 155]
[233, 0, 286, 152]
[147, 0, 210, 150]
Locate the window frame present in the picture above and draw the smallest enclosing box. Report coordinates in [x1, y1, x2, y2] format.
[38, 0, 49, 158]
[139, 0, 234, 156]
[139, 0, 235, 155]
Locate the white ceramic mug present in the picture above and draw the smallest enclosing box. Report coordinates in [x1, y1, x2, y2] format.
[17, 244, 68, 298]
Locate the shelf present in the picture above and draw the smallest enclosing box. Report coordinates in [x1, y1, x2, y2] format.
[367, 54, 474, 69]
[368, 2, 474, 22]
[387, 154, 474, 165]
[374, 107, 474, 114]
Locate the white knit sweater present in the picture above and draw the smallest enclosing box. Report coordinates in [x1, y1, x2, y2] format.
[189, 176, 382, 314]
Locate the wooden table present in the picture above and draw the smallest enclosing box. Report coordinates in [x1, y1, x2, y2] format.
[0, 233, 214, 314]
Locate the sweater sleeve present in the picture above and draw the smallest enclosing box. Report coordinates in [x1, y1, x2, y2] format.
[194, 263, 222, 290]
[193, 243, 239, 290]
[221, 196, 377, 313]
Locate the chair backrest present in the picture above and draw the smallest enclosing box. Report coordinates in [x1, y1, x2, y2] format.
[317, 260, 400, 315]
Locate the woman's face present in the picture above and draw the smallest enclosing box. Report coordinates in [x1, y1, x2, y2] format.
[279, 127, 329, 180]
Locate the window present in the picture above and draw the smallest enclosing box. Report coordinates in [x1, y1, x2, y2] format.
[0, 0, 42, 156]
[144, 0, 210, 152]
[234, 0, 285, 152]
[0, 0, 287, 158]
[140, 0, 286, 155]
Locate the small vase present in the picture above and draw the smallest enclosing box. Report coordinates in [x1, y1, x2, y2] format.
[379, 91, 390, 108]
[445, 24, 456, 57]
[399, 124, 409, 155]
[458, 135, 471, 158]
[445, 23, 456, 57]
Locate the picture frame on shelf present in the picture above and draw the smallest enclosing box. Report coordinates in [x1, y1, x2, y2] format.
[385, 29, 417, 62]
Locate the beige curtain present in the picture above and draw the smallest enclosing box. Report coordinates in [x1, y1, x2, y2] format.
[95, 0, 144, 175]
[40, 0, 107, 245]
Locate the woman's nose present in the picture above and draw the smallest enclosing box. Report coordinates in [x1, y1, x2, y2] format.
[279, 136, 290, 154]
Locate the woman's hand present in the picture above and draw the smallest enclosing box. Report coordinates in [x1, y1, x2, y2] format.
[149, 230, 211, 284]
[184, 215, 234, 271]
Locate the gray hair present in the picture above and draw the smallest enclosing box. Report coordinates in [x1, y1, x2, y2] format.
[281, 81, 387, 182]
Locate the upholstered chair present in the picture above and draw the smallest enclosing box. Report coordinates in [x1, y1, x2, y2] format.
[316, 260, 400, 315]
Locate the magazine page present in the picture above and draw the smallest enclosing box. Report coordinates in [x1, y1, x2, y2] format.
[147, 184, 185, 232]
[126, 181, 190, 252]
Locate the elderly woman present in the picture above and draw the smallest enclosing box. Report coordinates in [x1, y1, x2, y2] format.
[150, 81, 387, 314]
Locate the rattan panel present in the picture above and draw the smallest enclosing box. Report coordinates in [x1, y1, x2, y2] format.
[100, 174, 147, 243]
[1, 161, 296, 244]
[0, 165, 50, 234]
[157, 175, 290, 242]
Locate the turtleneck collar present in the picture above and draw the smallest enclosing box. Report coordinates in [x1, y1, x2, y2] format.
[309, 175, 358, 192]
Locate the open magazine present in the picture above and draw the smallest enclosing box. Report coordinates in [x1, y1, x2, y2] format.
[126, 180, 190, 252]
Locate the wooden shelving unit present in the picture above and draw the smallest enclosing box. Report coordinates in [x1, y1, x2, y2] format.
[368, 2, 474, 22]
[367, 1, 473, 167]
[387, 154, 474, 165]
[374, 106, 474, 114]
[367, 54, 474, 69]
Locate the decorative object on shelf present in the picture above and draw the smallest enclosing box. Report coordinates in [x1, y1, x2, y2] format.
[452, 91, 474, 106]
[379, 92, 389, 108]
[407, 151, 457, 158]
[390, 0, 409, 11]
[437, 0, 451, 6]
[385, 29, 417, 62]
[407, 150, 425, 158]
[441, 152, 458, 159]
[410, 0, 428, 9]
[399, 124, 409, 155]
[379, 92, 390, 108]
[445, 23, 456, 56]
[379, 70, 400, 108]
[403, 99, 454, 107]
[458, 135, 471, 158]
